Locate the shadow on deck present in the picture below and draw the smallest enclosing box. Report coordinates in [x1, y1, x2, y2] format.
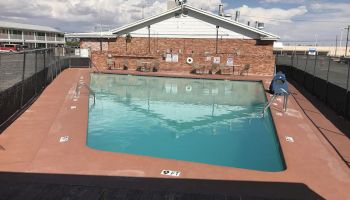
[287, 79, 350, 167]
[0, 172, 324, 200]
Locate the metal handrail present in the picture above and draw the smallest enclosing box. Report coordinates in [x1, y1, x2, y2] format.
[75, 82, 96, 104]
[262, 89, 289, 117]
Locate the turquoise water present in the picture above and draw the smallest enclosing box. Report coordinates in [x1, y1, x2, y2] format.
[87, 74, 285, 172]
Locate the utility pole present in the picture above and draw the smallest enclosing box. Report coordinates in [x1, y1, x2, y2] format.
[99, 15, 103, 51]
[335, 35, 338, 57]
[340, 29, 343, 48]
[314, 34, 318, 47]
[345, 25, 350, 57]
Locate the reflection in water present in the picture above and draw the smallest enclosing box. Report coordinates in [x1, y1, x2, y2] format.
[87, 74, 285, 172]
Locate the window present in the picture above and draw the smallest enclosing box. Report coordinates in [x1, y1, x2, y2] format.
[10, 30, 22, 35]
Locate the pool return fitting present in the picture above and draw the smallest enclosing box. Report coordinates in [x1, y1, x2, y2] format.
[262, 72, 289, 117]
[74, 81, 96, 104]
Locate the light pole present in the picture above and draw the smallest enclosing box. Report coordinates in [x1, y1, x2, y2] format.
[340, 29, 343, 48]
[314, 34, 318, 47]
[345, 25, 350, 57]
[335, 35, 338, 57]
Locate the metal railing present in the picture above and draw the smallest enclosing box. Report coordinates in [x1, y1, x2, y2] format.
[0, 33, 8, 39]
[75, 81, 96, 104]
[36, 36, 45, 41]
[262, 90, 289, 117]
[9, 34, 22, 40]
[24, 34, 35, 40]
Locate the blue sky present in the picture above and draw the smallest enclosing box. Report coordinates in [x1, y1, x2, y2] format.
[0, 0, 349, 45]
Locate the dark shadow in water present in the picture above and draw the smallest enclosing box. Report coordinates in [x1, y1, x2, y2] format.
[0, 172, 325, 200]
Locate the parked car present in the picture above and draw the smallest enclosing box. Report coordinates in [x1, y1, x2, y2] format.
[0, 44, 20, 52]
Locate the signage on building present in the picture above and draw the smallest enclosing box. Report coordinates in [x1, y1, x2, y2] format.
[80, 49, 89, 58]
[172, 54, 179, 62]
[75, 49, 80, 56]
[166, 54, 172, 62]
[226, 57, 234, 66]
[213, 57, 220, 64]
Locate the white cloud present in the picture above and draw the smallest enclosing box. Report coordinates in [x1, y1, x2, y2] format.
[227, 5, 308, 25]
[261, 0, 305, 3]
[0, 0, 170, 31]
[0, 0, 348, 44]
[187, 0, 222, 11]
[0, 0, 222, 32]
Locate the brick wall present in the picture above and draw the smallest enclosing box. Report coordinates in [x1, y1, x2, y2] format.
[81, 37, 275, 76]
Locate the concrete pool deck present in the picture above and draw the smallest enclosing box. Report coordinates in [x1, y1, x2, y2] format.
[0, 68, 349, 199]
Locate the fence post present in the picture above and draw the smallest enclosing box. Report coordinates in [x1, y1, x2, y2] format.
[55, 48, 58, 78]
[290, 55, 293, 76]
[345, 62, 350, 117]
[296, 54, 299, 68]
[58, 47, 61, 73]
[20, 51, 26, 107]
[325, 57, 331, 104]
[34, 50, 38, 94]
[312, 54, 318, 92]
[68, 48, 71, 68]
[44, 49, 47, 86]
[303, 54, 309, 86]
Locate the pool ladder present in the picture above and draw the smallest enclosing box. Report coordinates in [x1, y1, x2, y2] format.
[75, 81, 96, 104]
[262, 90, 289, 117]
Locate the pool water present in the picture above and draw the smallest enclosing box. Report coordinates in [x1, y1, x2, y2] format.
[87, 74, 285, 172]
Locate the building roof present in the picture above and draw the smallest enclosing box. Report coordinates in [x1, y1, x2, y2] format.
[65, 32, 116, 39]
[66, 4, 279, 40]
[110, 5, 279, 41]
[0, 21, 63, 33]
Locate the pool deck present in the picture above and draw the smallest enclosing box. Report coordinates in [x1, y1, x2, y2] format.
[0, 68, 350, 199]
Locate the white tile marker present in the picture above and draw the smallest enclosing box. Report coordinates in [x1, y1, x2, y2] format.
[59, 136, 69, 143]
[161, 170, 181, 177]
[285, 136, 294, 143]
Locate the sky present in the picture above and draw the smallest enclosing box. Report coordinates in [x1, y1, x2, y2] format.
[0, 0, 349, 45]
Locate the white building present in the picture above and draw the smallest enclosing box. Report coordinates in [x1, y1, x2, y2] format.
[0, 21, 65, 48]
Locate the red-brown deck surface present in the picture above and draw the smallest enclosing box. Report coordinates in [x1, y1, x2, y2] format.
[0, 68, 349, 199]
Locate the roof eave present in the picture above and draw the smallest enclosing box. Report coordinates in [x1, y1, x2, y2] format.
[111, 6, 182, 35]
[65, 33, 117, 39]
[105, 4, 280, 40]
[260, 36, 280, 41]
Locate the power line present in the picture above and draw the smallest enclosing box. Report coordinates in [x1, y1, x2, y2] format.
[239, 14, 349, 23]
[281, 40, 347, 42]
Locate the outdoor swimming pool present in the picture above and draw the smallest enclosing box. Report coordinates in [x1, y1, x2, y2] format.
[87, 74, 285, 172]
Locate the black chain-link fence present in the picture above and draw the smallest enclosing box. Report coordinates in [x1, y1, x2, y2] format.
[276, 54, 350, 119]
[0, 47, 79, 132]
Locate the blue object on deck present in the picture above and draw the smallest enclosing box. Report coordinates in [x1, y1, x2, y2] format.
[269, 72, 288, 95]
